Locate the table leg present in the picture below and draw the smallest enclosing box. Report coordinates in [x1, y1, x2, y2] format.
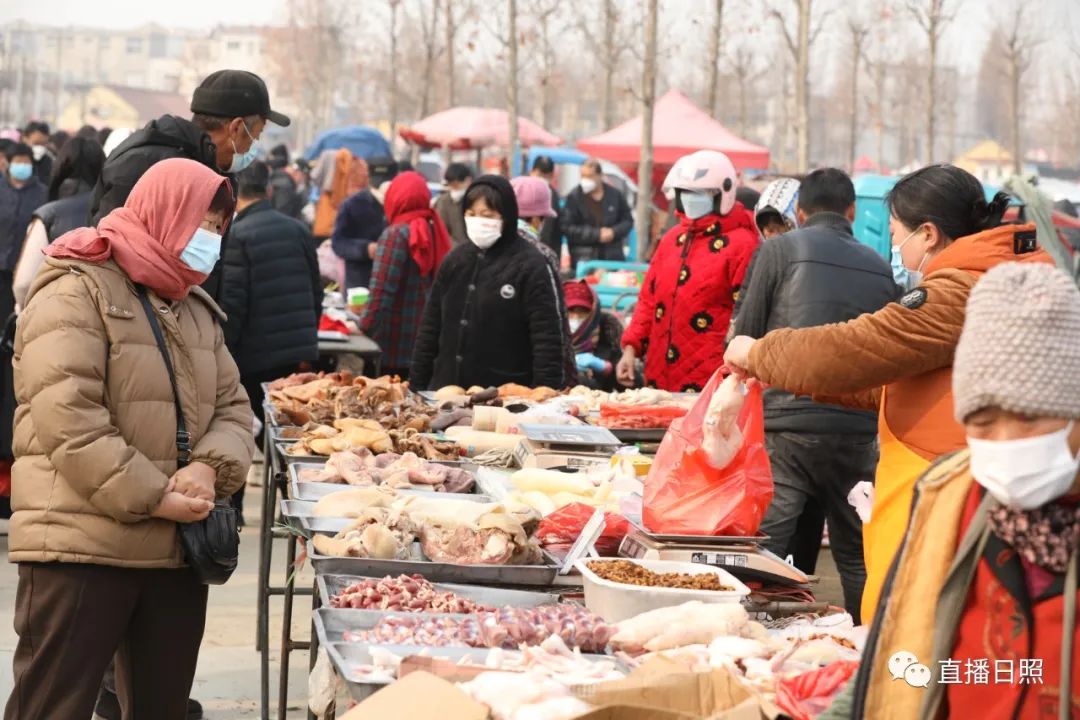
[277, 531, 299, 720]
[258, 432, 276, 720]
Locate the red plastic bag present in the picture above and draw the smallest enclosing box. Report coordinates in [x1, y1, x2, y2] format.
[536, 503, 632, 556]
[774, 660, 860, 720]
[643, 369, 772, 536]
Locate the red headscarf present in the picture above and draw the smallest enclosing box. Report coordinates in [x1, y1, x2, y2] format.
[384, 171, 451, 277]
[47, 158, 233, 301]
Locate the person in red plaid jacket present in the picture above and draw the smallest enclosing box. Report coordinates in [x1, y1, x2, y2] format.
[361, 171, 451, 377]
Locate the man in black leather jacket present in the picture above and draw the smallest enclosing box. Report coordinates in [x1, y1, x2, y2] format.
[732, 168, 898, 623]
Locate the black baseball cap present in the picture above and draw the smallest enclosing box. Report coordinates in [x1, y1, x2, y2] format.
[190, 70, 290, 127]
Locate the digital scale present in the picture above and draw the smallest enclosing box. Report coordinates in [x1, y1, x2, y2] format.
[618, 527, 811, 588]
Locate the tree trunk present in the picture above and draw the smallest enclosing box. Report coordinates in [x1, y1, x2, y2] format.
[848, 37, 860, 172]
[706, 0, 724, 117]
[540, 11, 553, 129]
[738, 74, 748, 137]
[1010, 59, 1021, 174]
[389, 0, 400, 147]
[602, 0, 617, 128]
[420, 1, 441, 118]
[636, 0, 659, 259]
[507, 0, 520, 175]
[926, 25, 937, 163]
[445, 0, 456, 107]
[795, 0, 811, 173]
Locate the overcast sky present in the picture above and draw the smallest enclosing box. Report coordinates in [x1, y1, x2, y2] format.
[0, 0, 283, 28]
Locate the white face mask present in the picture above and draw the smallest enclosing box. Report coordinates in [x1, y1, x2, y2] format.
[580, 178, 598, 195]
[449, 188, 466, 202]
[31, 144, 46, 161]
[568, 317, 583, 333]
[465, 216, 502, 250]
[968, 422, 1080, 510]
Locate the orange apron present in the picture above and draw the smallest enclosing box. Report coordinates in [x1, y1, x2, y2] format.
[861, 387, 932, 623]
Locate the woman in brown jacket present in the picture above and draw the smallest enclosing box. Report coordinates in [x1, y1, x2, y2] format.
[4, 158, 254, 720]
[724, 164, 1052, 624]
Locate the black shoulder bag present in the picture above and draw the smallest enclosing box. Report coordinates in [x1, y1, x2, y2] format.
[137, 287, 239, 585]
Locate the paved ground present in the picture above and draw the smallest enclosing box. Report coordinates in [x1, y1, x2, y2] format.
[0, 478, 844, 719]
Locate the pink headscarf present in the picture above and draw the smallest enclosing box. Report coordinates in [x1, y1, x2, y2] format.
[47, 158, 234, 300]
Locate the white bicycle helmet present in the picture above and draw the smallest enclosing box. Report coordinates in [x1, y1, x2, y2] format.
[754, 177, 800, 232]
[662, 150, 738, 215]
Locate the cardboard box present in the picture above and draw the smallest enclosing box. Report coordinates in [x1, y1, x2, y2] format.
[338, 671, 488, 720]
[514, 437, 618, 470]
[574, 657, 781, 720]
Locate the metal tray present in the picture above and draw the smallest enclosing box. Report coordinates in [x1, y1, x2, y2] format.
[316, 623, 619, 702]
[287, 462, 480, 500]
[310, 548, 559, 587]
[605, 427, 668, 443]
[317, 574, 559, 610]
[275, 441, 326, 464]
[270, 425, 307, 442]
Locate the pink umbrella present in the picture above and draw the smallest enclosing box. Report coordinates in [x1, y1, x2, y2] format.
[400, 107, 561, 150]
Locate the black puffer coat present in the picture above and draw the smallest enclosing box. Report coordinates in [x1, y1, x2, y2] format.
[220, 199, 322, 376]
[411, 176, 565, 390]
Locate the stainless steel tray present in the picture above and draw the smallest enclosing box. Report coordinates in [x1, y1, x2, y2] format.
[310, 548, 559, 587]
[270, 425, 307, 442]
[275, 441, 325, 464]
[317, 574, 559, 610]
[287, 462, 480, 500]
[283, 490, 493, 519]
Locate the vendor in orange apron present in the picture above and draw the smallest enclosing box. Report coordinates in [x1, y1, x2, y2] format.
[862, 370, 964, 622]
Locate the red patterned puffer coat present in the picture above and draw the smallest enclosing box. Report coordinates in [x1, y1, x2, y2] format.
[622, 204, 758, 392]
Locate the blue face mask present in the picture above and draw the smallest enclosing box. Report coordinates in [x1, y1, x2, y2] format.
[180, 227, 223, 274]
[9, 163, 32, 182]
[890, 228, 923, 291]
[228, 121, 259, 174]
[680, 191, 715, 220]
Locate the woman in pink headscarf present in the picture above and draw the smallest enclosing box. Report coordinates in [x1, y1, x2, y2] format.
[5, 158, 254, 720]
[361, 170, 451, 377]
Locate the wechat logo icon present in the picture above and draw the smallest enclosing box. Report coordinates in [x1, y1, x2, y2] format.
[889, 650, 932, 688]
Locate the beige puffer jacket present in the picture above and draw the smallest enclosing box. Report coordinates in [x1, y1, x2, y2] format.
[8, 257, 254, 568]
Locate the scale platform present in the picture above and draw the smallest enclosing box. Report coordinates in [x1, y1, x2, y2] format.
[619, 528, 811, 588]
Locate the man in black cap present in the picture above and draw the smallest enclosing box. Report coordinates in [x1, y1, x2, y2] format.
[90, 70, 290, 224]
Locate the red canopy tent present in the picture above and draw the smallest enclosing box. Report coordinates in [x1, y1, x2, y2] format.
[400, 107, 561, 150]
[576, 89, 770, 170]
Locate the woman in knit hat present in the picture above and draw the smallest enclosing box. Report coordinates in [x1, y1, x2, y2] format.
[825, 262, 1079, 720]
[563, 279, 625, 391]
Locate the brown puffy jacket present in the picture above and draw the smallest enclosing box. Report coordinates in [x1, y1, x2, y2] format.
[9, 257, 254, 568]
[746, 223, 1052, 459]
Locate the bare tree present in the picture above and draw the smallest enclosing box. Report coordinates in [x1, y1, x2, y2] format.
[266, 0, 350, 148]
[771, 0, 821, 173]
[577, 0, 627, 128]
[388, 0, 402, 144]
[706, 0, 725, 117]
[846, 12, 869, 171]
[727, 42, 760, 138]
[636, 0, 659, 256]
[443, 0, 476, 108]
[996, 1, 1043, 174]
[416, 0, 443, 118]
[521, 0, 562, 130]
[906, 0, 958, 163]
[507, 0, 520, 173]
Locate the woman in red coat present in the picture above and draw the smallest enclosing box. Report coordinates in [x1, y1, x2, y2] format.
[617, 150, 758, 392]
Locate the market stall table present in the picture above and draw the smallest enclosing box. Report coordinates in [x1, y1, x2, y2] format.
[318, 334, 382, 376]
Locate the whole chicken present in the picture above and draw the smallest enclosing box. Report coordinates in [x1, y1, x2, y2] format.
[611, 601, 750, 653]
[701, 375, 746, 470]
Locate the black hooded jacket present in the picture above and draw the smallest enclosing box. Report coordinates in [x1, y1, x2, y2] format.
[88, 115, 220, 225]
[87, 114, 231, 301]
[411, 175, 565, 390]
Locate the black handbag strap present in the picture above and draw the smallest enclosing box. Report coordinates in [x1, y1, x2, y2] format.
[136, 287, 191, 468]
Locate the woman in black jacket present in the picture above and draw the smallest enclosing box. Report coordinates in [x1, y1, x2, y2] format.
[13, 137, 105, 310]
[411, 175, 565, 390]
